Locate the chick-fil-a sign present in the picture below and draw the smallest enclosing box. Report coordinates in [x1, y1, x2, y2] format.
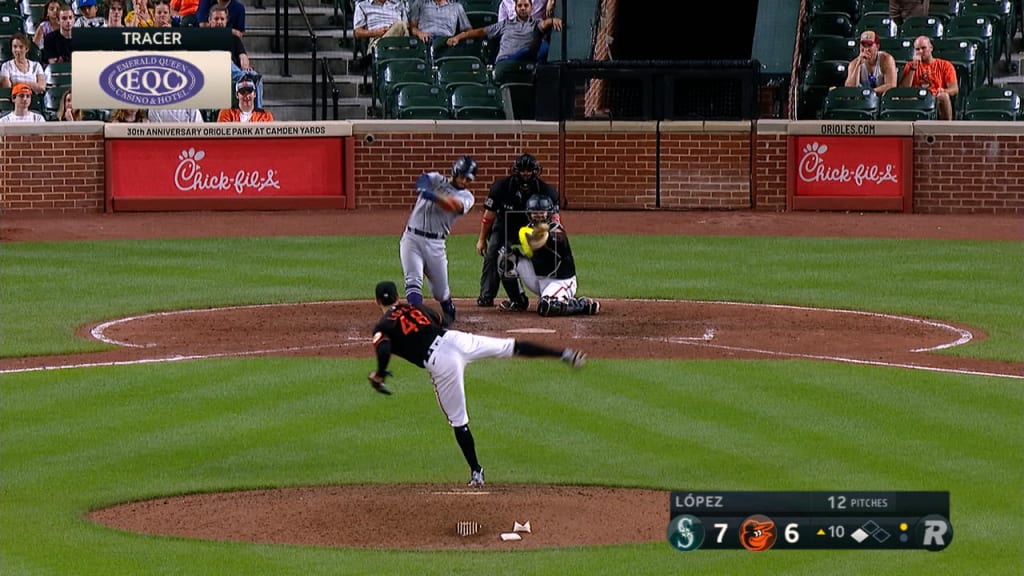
[107, 136, 346, 209]
[788, 134, 912, 212]
[794, 137, 902, 196]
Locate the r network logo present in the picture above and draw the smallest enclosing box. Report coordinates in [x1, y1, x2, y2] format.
[99, 55, 204, 107]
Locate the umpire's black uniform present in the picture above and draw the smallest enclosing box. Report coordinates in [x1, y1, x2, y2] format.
[478, 174, 558, 304]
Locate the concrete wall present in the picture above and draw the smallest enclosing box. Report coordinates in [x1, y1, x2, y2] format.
[2, 120, 1021, 215]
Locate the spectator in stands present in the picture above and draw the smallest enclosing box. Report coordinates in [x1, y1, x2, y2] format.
[43, 4, 75, 64]
[0, 84, 46, 123]
[447, 0, 562, 63]
[105, 0, 125, 27]
[33, 0, 62, 49]
[889, 0, 929, 26]
[410, 0, 472, 43]
[844, 30, 897, 95]
[74, 0, 106, 27]
[170, 0, 199, 26]
[1, 33, 46, 93]
[153, 0, 174, 27]
[210, 5, 264, 108]
[498, 0, 555, 21]
[57, 89, 84, 121]
[149, 108, 204, 122]
[217, 77, 274, 122]
[197, 0, 245, 37]
[109, 108, 149, 122]
[899, 35, 958, 120]
[125, 0, 156, 26]
[354, 0, 409, 56]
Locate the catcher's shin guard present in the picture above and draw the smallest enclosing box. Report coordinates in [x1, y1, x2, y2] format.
[500, 277, 529, 311]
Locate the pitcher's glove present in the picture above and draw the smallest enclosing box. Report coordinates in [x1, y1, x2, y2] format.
[368, 370, 393, 395]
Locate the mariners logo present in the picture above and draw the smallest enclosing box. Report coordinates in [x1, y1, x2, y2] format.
[667, 514, 705, 552]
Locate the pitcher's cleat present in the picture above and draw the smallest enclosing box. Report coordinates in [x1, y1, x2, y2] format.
[561, 348, 587, 368]
[468, 468, 485, 488]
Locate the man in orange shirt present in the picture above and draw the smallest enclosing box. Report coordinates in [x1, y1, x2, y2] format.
[217, 77, 274, 122]
[899, 35, 958, 120]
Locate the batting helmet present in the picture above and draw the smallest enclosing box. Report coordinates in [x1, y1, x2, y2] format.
[452, 156, 478, 181]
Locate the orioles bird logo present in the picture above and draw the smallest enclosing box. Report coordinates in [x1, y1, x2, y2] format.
[739, 515, 777, 552]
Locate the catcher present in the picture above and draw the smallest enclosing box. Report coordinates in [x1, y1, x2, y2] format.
[368, 280, 587, 487]
[399, 156, 477, 327]
[499, 194, 600, 316]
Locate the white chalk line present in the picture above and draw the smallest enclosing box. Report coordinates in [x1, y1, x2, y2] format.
[0, 342, 359, 375]
[8, 299, 1012, 379]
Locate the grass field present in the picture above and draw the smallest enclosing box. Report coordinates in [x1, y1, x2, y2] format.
[1, 233, 1021, 575]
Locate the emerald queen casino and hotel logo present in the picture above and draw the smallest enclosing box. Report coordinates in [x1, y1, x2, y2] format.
[99, 55, 205, 107]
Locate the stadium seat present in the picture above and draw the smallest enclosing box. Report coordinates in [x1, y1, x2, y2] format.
[436, 58, 490, 93]
[821, 86, 881, 119]
[856, 13, 899, 39]
[491, 59, 536, 85]
[394, 84, 451, 119]
[430, 35, 488, 67]
[43, 85, 67, 115]
[805, 12, 855, 46]
[0, 13, 23, 35]
[807, 0, 861, 20]
[808, 37, 859, 64]
[798, 59, 849, 118]
[46, 61, 72, 86]
[946, 14, 996, 83]
[899, 15, 946, 38]
[466, 10, 498, 29]
[369, 36, 429, 112]
[962, 84, 1020, 119]
[879, 37, 915, 69]
[932, 38, 980, 111]
[378, 59, 435, 118]
[879, 86, 937, 119]
[450, 84, 505, 119]
[960, 0, 1012, 65]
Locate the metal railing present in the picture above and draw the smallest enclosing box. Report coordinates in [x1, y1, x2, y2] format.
[273, 0, 318, 119]
[319, 56, 341, 120]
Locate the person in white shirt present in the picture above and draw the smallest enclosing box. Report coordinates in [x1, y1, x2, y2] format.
[0, 33, 46, 92]
[148, 108, 205, 122]
[0, 84, 47, 123]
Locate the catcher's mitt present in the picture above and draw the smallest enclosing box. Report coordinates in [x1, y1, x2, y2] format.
[368, 370, 393, 395]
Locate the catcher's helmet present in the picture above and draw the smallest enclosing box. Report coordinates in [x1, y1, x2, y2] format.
[452, 156, 477, 181]
[512, 153, 541, 175]
[526, 194, 554, 223]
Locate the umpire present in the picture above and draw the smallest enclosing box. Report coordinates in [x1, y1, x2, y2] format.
[475, 153, 559, 307]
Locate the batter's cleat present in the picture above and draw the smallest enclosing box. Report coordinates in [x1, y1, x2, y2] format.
[561, 348, 587, 368]
[468, 468, 485, 488]
[499, 298, 529, 312]
[476, 297, 494, 307]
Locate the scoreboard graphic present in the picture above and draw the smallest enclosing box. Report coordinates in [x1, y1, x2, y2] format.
[667, 491, 952, 552]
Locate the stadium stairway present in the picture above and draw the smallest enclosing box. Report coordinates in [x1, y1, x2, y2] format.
[245, 2, 370, 121]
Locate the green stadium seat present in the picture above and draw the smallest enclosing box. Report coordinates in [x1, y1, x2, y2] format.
[394, 83, 451, 119]
[449, 84, 505, 119]
[821, 86, 881, 119]
[879, 86, 937, 120]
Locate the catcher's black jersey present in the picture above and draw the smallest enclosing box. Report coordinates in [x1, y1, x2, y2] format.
[372, 304, 445, 368]
[483, 175, 558, 243]
[530, 223, 576, 279]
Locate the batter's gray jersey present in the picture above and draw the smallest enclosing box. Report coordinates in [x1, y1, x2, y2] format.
[400, 172, 476, 303]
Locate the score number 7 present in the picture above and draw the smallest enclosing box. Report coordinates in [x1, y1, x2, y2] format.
[712, 523, 801, 544]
